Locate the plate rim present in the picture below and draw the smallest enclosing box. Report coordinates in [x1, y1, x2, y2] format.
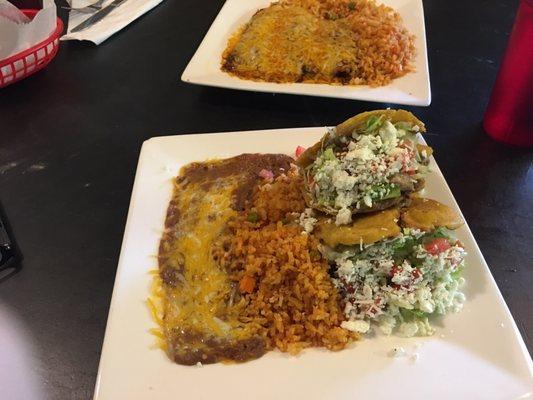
[94, 128, 533, 400]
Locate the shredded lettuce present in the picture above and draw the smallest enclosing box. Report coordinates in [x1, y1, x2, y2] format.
[362, 115, 384, 134]
[392, 236, 416, 261]
[423, 227, 452, 241]
[394, 121, 415, 131]
[400, 308, 429, 321]
[450, 266, 464, 280]
[381, 184, 401, 200]
[323, 147, 336, 161]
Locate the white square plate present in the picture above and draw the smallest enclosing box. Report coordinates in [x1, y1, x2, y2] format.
[94, 128, 532, 400]
[181, 0, 431, 106]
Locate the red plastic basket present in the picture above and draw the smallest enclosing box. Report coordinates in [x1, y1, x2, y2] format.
[0, 9, 63, 88]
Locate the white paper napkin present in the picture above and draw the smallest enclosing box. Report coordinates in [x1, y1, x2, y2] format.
[61, 0, 164, 45]
[0, 0, 56, 60]
[0, 0, 30, 24]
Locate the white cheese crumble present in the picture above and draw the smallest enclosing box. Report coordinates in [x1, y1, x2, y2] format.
[341, 320, 370, 333]
[388, 346, 421, 362]
[299, 208, 317, 233]
[389, 346, 406, 358]
[335, 207, 352, 225]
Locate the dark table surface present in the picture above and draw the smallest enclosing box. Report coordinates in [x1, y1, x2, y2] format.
[0, 0, 532, 398]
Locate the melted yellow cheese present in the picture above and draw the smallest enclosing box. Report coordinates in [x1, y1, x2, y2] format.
[157, 169, 256, 350]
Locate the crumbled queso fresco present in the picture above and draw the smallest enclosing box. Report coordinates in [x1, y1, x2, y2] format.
[309, 120, 428, 225]
[389, 346, 406, 358]
[299, 208, 318, 233]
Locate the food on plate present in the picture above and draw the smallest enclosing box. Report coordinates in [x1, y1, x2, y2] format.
[401, 197, 464, 231]
[221, 0, 416, 87]
[316, 208, 401, 248]
[150, 110, 468, 365]
[297, 109, 432, 224]
[151, 154, 355, 365]
[316, 198, 467, 337]
[153, 154, 293, 365]
[214, 169, 355, 355]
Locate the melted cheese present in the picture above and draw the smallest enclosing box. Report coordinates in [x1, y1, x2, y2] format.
[157, 165, 258, 356]
[221, 1, 416, 86]
[222, 4, 359, 84]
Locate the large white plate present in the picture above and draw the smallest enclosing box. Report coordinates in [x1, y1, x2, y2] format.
[181, 0, 431, 106]
[94, 128, 532, 400]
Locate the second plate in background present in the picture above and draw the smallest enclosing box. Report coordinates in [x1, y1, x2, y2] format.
[182, 0, 431, 106]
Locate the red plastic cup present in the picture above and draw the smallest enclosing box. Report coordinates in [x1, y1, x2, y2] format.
[483, 0, 533, 147]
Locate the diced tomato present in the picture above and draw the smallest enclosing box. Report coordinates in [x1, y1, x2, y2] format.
[411, 268, 421, 280]
[368, 306, 379, 315]
[390, 265, 402, 277]
[239, 275, 256, 294]
[424, 238, 451, 255]
[295, 146, 306, 158]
